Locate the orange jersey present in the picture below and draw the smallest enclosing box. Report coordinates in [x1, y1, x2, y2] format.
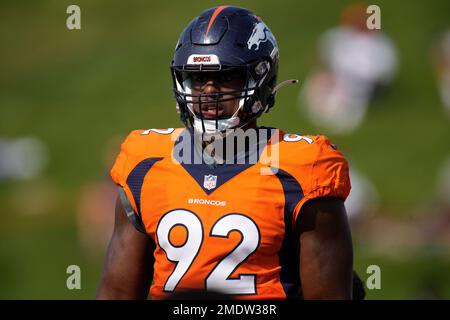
[110, 127, 351, 299]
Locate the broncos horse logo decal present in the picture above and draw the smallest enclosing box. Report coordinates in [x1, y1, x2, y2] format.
[247, 21, 276, 51]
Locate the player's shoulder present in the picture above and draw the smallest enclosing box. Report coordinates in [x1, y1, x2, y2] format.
[275, 129, 346, 166]
[110, 127, 184, 187]
[120, 128, 184, 158]
[272, 129, 351, 213]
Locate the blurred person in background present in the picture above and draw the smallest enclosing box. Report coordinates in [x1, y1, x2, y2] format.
[432, 30, 450, 116]
[76, 137, 122, 257]
[0, 137, 55, 217]
[352, 155, 450, 253]
[345, 166, 379, 223]
[436, 155, 450, 211]
[419, 155, 450, 246]
[300, 3, 398, 133]
[0, 137, 48, 181]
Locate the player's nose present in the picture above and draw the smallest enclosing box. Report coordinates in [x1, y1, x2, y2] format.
[202, 79, 221, 94]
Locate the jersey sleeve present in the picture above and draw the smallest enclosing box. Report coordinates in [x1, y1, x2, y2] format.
[110, 145, 127, 188]
[292, 136, 351, 223]
[110, 130, 143, 216]
[109, 128, 182, 218]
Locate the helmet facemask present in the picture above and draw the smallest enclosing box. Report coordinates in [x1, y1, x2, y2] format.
[172, 60, 273, 137]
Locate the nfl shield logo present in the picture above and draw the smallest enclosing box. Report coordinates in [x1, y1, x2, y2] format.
[203, 174, 217, 190]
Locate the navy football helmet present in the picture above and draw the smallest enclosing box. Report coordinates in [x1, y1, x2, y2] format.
[171, 6, 284, 135]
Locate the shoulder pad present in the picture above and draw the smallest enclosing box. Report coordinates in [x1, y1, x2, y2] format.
[274, 132, 351, 223]
[109, 128, 183, 197]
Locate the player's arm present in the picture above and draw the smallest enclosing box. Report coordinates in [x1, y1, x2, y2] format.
[296, 196, 353, 299]
[96, 193, 155, 300]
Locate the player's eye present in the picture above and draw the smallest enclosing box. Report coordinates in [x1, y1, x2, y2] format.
[217, 72, 233, 83]
[190, 73, 208, 86]
[217, 70, 246, 89]
[185, 70, 246, 90]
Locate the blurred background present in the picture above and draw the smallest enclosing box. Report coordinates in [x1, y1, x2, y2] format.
[0, 0, 449, 299]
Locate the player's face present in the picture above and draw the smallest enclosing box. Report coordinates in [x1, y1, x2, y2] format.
[187, 69, 246, 119]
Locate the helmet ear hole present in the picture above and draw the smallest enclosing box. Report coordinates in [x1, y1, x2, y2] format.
[267, 74, 277, 90]
[266, 94, 275, 111]
[264, 74, 277, 110]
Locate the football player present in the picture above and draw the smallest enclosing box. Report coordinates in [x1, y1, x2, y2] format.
[97, 6, 354, 299]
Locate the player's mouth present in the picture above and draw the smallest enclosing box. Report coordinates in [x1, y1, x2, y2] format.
[199, 106, 224, 119]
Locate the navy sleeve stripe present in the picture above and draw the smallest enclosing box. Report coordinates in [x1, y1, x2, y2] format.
[118, 186, 147, 235]
[126, 157, 163, 216]
[271, 167, 304, 299]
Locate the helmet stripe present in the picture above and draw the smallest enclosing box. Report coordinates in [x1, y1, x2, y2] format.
[205, 5, 229, 37]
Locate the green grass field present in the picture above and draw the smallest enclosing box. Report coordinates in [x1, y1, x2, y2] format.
[0, 0, 449, 299]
